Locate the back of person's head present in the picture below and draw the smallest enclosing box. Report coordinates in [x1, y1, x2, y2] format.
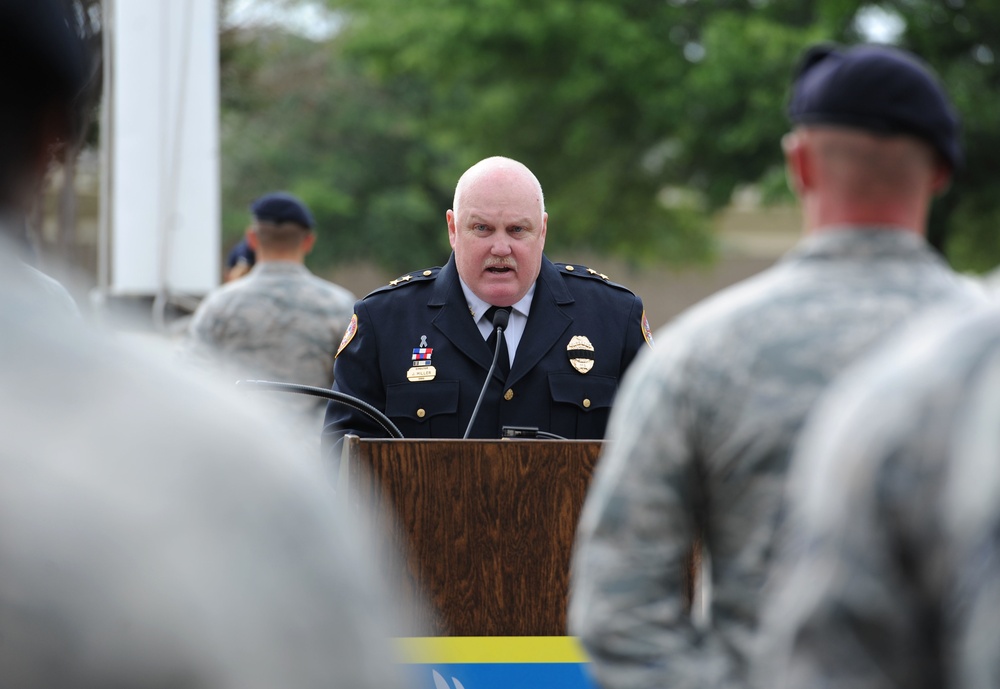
[0, 0, 93, 211]
[792, 127, 940, 202]
[785, 43, 959, 227]
[250, 192, 315, 253]
[788, 43, 961, 171]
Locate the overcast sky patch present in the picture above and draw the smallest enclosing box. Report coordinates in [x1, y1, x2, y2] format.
[225, 0, 341, 41]
[855, 5, 905, 44]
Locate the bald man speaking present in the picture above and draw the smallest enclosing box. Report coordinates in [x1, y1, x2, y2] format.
[323, 156, 652, 447]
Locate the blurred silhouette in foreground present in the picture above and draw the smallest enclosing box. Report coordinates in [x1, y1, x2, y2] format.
[569, 43, 987, 689]
[0, 278, 405, 688]
[758, 304, 1000, 689]
[0, 0, 91, 314]
[0, 2, 404, 687]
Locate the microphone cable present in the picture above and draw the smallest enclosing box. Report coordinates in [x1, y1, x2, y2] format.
[236, 379, 404, 439]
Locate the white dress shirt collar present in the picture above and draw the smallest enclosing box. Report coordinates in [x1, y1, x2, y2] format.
[458, 277, 535, 365]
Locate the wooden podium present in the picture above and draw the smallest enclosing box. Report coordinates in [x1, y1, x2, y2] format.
[340, 436, 602, 637]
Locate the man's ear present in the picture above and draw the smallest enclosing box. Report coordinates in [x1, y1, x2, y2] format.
[782, 131, 817, 196]
[446, 210, 458, 250]
[930, 162, 952, 196]
[246, 226, 259, 252]
[302, 231, 317, 255]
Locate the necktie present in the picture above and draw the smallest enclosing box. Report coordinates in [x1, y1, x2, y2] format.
[484, 306, 511, 377]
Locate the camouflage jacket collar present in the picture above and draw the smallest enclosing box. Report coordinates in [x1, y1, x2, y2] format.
[249, 261, 310, 277]
[785, 227, 937, 264]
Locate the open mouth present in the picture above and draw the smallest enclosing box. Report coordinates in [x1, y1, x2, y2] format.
[486, 266, 512, 274]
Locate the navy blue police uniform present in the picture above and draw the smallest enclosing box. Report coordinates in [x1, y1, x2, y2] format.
[323, 254, 652, 445]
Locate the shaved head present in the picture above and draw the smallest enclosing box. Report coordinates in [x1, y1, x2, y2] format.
[783, 125, 950, 233]
[796, 127, 939, 198]
[453, 156, 545, 217]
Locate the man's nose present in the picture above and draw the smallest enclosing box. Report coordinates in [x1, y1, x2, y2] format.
[490, 235, 512, 255]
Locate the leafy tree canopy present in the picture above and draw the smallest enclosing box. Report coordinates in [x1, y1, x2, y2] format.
[220, 0, 1000, 273]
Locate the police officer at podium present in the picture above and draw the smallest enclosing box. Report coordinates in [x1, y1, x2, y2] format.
[323, 156, 653, 447]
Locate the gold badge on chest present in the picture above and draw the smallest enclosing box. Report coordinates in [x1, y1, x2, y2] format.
[407, 335, 437, 382]
[566, 335, 595, 374]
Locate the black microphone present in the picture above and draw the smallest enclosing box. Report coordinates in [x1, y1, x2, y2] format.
[491, 305, 510, 333]
[463, 307, 510, 439]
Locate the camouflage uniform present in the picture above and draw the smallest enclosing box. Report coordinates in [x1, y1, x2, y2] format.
[0, 240, 404, 689]
[568, 229, 986, 689]
[757, 305, 1000, 689]
[186, 261, 355, 432]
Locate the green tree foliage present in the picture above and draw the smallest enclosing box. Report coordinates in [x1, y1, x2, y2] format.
[887, 0, 1000, 271]
[330, 0, 833, 267]
[220, 21, 452, 271]
[220, 0, 1000, 273]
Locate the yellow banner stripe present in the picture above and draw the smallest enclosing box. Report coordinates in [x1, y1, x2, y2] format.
[396, 636, 589, 664]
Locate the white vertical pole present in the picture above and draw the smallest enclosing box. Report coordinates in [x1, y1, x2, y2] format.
[95, 0, 114, 299]
[108, 0, 220, 297]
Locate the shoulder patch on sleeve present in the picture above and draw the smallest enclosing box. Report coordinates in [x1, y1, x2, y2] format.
[641, 310, 655, 348]
[336, 313, 358, 358]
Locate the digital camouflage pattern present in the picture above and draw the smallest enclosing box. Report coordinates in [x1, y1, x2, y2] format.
[186, 261, 355, 432]
[758, 304, 1000, 689]
[569, 229, 987, 689]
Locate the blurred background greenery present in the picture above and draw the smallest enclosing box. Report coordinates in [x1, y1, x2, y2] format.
[219, 0, 1000, 276]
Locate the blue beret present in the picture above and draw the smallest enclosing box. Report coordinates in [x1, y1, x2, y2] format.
[788, 44, 962, 170]
[225, 238, 256, 269]
[250, 192, 315, 229]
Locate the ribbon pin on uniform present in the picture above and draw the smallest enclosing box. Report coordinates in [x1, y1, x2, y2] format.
[407, 335, 437, 382]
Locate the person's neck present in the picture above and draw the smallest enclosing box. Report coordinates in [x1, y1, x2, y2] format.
[255, 252, 306, 264]
[802, 196, 928, 236]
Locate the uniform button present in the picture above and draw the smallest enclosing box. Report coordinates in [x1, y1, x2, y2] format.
[504, 389, 514, 401]
[583, 398, 591, 408]
[416, 408, 426, 418]
[423, 270, 432, 276]
[565, 265, 575, 271]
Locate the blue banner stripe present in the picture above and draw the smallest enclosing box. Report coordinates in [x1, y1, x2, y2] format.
[405, 662, 597, 689]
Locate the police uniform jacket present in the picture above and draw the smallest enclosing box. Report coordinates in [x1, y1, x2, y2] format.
[323, 254, 650, 444]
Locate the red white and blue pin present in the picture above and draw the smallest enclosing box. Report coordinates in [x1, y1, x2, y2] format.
[407, 335, 437, 382]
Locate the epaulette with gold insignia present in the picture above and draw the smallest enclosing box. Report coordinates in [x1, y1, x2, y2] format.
[554, 262, 633, 292]
[365, 267, 441, 298]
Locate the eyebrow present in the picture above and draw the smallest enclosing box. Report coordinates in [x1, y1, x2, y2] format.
[468, 214, 534, 227]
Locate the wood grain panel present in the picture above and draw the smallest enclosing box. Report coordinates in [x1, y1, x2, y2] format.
[345, 438, 601, 637]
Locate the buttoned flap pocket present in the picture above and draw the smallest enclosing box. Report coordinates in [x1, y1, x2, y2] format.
[548, 373, 617, 412]
[385, 380, 460, 422]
